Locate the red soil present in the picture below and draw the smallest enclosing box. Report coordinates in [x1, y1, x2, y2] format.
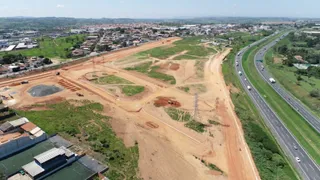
[154, 97, 181, 107]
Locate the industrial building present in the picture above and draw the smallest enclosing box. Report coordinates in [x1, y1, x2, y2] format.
[20, 147, 77, 179]
[2, 134, 108, 180]
[0, 118, 47, 159]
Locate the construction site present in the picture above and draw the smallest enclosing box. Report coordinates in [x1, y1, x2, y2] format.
[0, 37, 260, 180]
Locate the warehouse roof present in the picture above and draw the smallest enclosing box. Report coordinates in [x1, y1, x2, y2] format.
[20, 122, 37, 132]
[33, 130, 45, 138]
[34, 147, 65, 164]
[5, 45, 16, 52]
[29, 127, 41, 135]
[16, 43, 27, 49]
[0, 132, 22, 144]
[9, 117, 29, 127]
[0, 122, 13, 132]
[60, 146, 74, 158]
[22, 161, 45, 177]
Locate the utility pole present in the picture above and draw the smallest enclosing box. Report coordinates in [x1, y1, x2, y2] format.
[193, 93, 199, 121]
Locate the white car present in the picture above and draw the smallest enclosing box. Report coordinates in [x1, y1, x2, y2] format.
[247, 86, 252, 90]
[238, 71, 242, 76]
[269, 78, 276, 83]
[295, 157, 301, 163]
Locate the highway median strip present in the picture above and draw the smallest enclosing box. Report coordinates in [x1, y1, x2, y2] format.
[242, 33, 320, 164]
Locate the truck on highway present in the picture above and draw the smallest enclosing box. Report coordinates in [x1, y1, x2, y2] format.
[269, 78, 276, 83]
[237, 52, 241, 56]
[238, 71, 242, 76]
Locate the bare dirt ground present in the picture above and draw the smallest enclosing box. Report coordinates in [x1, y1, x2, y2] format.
[273, 57, 283, 64]
[0, 39, 260, 180]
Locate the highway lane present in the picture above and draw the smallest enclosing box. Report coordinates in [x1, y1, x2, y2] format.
[235, 33, 320, 180]
[254, 33, 320, 133]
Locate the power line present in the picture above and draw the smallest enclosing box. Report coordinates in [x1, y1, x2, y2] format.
[193, 93, 199, 121]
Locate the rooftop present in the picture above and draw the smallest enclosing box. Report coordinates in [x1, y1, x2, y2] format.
[0, 122, 13, 132]
[20, 122, 37, 132]
[29, 127, 41, 135]
[23, 161, 45, 177]
[0, 132, 22, 144]
[9, 117, 29, 127]
[34, 147, 65, 164]
[7, 173, 32, 180]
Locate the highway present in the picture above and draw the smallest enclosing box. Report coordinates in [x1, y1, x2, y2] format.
[254, 33, 320, 133]
[235, 33, 320, 180]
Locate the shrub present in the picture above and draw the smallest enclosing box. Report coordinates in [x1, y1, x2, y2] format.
[310, 89, 320, 98]
[297, 75, 303, 81]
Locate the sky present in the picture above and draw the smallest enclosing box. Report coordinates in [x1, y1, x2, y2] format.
[0, 0, 319, 19]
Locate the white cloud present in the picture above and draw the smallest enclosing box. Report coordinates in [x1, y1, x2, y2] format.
[56, 4, 65, 8]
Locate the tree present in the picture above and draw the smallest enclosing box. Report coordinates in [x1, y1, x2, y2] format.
[66, 52, 72, 58]
[272, 153, 285, 167]
[97, 44, 111, 52]
[120, 29, 125, 34]
[121, 41, 127, 47]
[43, 58, 52, 65]
[297, 75, 303, 81]
[310, 89, 320, 98]
[2, 54, 26, 64]
[276, 45, 288, 54]
[306, 53, 320, 64]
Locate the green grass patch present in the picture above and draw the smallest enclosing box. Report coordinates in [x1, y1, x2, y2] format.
[207, 163, 223, 173]
[195, 60, 206, 78]
[125, 62, 176, 84]
[16, 100, 141, 180]
[222, 34, 300, 180]
[178, 84, 207, 94]
[265, 48, 320, 117]
[242, 33, 320, 164]
[217, 32, 251, 39]
[202, 160, 224, 174]
[178, 86, 190, 93]
[208, 119, 222, 126]
[121, 86, 145, 96]
[164, 108, 206, 133]
[138, 36, 216, 59]
[164, 107, 192, 122]
[0, 35, 86, 60]
[174, 54, 198, 60]
[194, 156, 224, 174]
[93, 75, 133, 85]
[185, 120, 206, 133]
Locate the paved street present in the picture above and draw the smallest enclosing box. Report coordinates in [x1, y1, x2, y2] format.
[235, 33, 320, 180]
[254, 33, 320, 133]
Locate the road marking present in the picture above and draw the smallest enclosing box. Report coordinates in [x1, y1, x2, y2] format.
[310, 164, 315, 171]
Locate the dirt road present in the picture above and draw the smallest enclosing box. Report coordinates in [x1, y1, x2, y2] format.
[1, 38, 260, 180]
[205, 49, 260, 180]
